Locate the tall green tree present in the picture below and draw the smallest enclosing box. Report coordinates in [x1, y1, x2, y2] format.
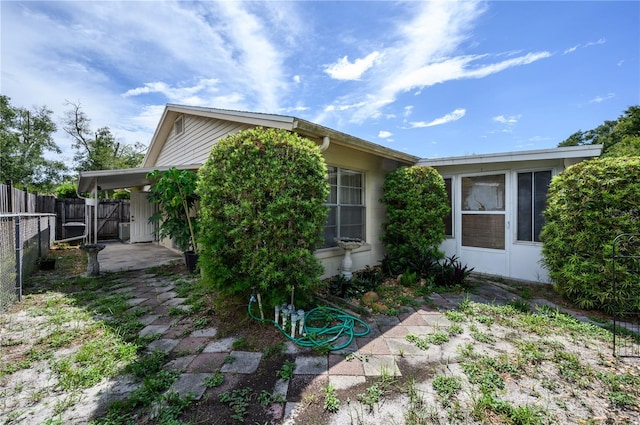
[0, 95, 68, 192]
[63, 101, 146, 172]
[558, 105, 640, 156]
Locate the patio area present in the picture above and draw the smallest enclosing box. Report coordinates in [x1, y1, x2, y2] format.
[96, 240, 183, 272]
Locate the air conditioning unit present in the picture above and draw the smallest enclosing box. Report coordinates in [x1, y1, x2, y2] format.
[119, 223, 130, 242]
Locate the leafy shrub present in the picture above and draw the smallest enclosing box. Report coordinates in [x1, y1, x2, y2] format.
[431, 255, 474, 289]
[197, 127, 328, 307]
[540, 157, 640, 313]
[147, 167, 199, 252]
[55, 182, 78, 198]
[380, 166, 449, 274]
[327, 266, 384, 298]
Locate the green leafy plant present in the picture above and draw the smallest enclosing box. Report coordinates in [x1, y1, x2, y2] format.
[380, 165, 449, 275]
[431, 255, 474, 288]
[204, 370, 225, 388]
[147, 167, 199, 253]
[276, 359, 296, 381]
[432, 375, 462, 407]
[197, 127, 329, 306]
[540, 157, 640, 313]
[323, 382, 340, 412]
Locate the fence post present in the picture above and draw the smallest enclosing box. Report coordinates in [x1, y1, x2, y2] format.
[38, 216, 42, 258]
[15, 215, 22, 302]
[6, 180, 13, 213]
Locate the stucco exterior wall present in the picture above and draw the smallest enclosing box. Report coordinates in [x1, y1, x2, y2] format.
[316, 143, 406, 279]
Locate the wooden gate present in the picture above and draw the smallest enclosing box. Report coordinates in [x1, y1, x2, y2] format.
[55, 199, 130, 241]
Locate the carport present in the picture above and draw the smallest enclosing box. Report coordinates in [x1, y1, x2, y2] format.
[77, 164, 200, 244]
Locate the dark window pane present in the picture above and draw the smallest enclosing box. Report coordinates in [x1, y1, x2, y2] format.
[462, 214, 505, 250]
[533, 171, 552, 242]
[340, 206, 365, 240]
[517, 172, 533, 241]
[444, 178, 453, 237]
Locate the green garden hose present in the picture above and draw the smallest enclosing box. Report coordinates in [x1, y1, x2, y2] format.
[248, 295, 369, 351]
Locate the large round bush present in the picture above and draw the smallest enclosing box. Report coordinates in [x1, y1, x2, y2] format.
[197, 127, 329, 306]
[380, 165, 449, 274]
[540, 157, 640, 312]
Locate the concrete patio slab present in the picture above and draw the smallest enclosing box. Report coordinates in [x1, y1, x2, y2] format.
[294, 355, 328, 375]
[168, 373, 211, 400]
[220, 351, 262, 374]
[190, 327, 217, 338]
[139, 324, 170, 338]
[329, 375, 366, 390]
[203, 336, 236, 353]
[362, 355, 401, 376]
[146, 338, 180, 353]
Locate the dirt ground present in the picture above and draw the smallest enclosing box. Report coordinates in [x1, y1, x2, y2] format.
[1, 249, 639, 424]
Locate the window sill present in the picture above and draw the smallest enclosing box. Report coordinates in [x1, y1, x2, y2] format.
[314, 243, 372, 259]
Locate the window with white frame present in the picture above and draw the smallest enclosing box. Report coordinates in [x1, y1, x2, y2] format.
[174, 116, 184, 136]
[517, 170, 552, 242]
[323, 166, 365, 248]
[461, 174, 506, 250]
[443, 177, 453, 237]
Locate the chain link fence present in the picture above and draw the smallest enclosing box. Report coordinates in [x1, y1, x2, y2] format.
[0, 213, 56, 312]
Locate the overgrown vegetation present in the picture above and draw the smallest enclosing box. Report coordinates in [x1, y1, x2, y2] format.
[147, 167, 200, 253]
[540, 157, 640, 313]
[197, 127, 329, 307]
[380, 165, 450, 275]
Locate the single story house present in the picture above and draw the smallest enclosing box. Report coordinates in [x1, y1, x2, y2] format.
[77, 103, 602, 282]
[417, 144, 602, 283]
[78, 104, 419, 279]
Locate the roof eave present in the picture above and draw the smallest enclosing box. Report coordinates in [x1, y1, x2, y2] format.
[293, 119, 419, 164]
[418, 144, 603, 167]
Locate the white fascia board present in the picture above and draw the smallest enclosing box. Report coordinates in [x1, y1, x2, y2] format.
[418, 144, 603, 167]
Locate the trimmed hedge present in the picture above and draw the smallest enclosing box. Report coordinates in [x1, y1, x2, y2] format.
[196, 127, 329, 306]
[380, 165, 449, 274]
[540, 157, 640, 313]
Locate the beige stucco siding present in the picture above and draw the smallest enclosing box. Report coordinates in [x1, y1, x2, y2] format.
[155, 116, 253, 166]
[316, 143, 406, 279]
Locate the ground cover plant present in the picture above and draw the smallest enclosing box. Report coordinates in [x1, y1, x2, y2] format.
[1, 246, 639, 424]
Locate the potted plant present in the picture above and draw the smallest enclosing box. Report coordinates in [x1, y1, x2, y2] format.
[146, 168, 199, 273]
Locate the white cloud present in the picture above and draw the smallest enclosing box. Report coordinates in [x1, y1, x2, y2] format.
[585, 38, 606, 47]
[378, 130, 392, 138]
[493, 115, 521, 124]
[324, 52, 382, 81]
[564, 45, 579, 54]
[293, 75, 301, 84]
[589, 93, 615, 103]
[324, 1, 552, 124]
[408, 108, 466, 128]
[404, 106, 414, 117]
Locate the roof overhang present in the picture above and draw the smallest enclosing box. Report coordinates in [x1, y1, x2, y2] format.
[417, 144, 603, 167]
[77, 164, 201, 194]
[293, 119, 419, 164]
[143, 104, 419, 167]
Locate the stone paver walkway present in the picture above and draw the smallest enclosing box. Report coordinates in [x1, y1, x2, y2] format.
[113, 273, 596, 423]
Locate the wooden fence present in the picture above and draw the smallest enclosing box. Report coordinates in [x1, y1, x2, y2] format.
[0, 181, 55, 214]
[1, 182, 130, 241]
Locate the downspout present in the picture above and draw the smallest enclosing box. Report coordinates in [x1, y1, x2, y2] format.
[320, 136, 330, 152]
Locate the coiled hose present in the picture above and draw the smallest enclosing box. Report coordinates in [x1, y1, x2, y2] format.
[248, 296, 369, 351]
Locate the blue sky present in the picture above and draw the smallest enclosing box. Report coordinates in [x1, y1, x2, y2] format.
[2, 1, 638, 162]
